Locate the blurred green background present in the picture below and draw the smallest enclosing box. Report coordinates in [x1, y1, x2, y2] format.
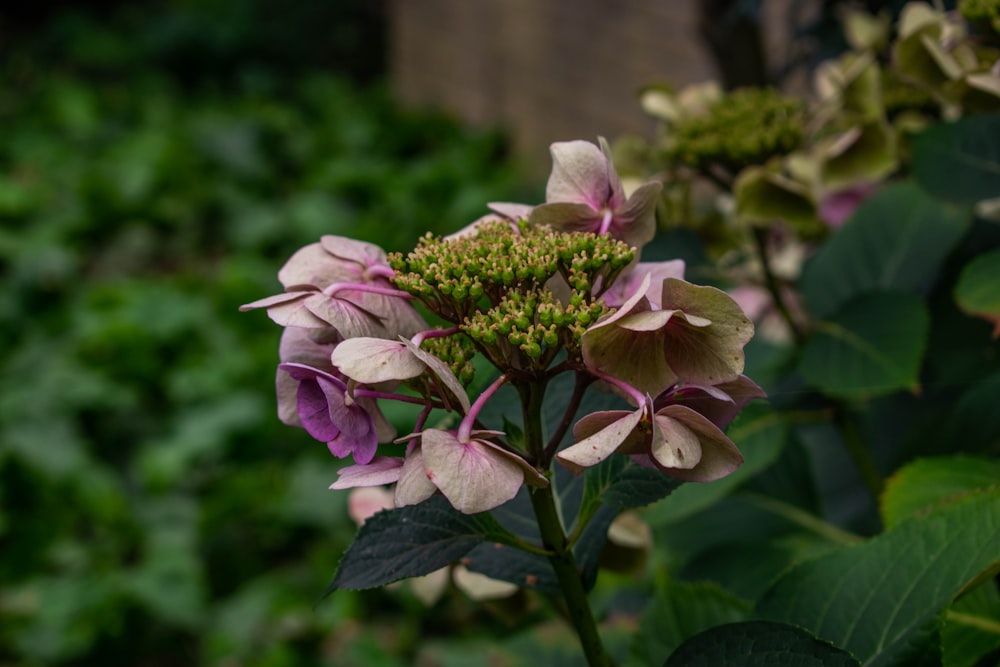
[0, 2, 532, 665]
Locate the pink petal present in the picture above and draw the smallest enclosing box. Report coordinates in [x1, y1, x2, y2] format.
[394, 445, 438, 508]
[546, 139, 613, 209]
[653, 406, 743, 482]
[319, 235, 388, 269]
[610, 180, 661, 247]
[332, 457, 405, 491]
[347, 486, 396, 526]
[331, 337, 426, 384]
[487, 202, 534, 220]
[278, 242, 356, 290]
[650, 413, 702, 470]
[421, 430, 525, 514]
[558, 405, 647, 473]
[528, 202, 603, 233]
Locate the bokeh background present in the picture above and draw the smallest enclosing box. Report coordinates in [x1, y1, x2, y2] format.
[0, 1, 911, 665]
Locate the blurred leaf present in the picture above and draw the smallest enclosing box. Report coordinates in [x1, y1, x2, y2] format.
[734, 165, 819, 232]
[912, 114, 1000, 204]
[800, 291, 929, 399]
[821, 122, 898, 189]
[942, 580, 1000, 667]
[756, 489, 1000, 666]
[800, 182, 969, 319]
[663, 621, 860, 667]
[629, 581, 751, 666]
[943, 371, 1000, 455]
[881, 456, 1000, 528]
[954, 248, 1000, 336]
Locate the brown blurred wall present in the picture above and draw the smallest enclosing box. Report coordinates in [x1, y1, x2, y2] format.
[387, 0, 819, 170]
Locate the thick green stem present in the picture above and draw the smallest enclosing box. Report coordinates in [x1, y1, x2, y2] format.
[520, 382, 616, 667]
[834, 403, 885, 501]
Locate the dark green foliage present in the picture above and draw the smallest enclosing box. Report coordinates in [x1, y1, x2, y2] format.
[0, 13, 523, 665]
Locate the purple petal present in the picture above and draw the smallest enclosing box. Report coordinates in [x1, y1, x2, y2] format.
[296, 379, 340, 442]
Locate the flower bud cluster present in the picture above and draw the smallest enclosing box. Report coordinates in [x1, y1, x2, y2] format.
[389, 220, 633, 374]
[389, 221, 634, 323]
[667, 87, 804, 171]
[418, 334, 478, 387]
[463, 287, 609, 370]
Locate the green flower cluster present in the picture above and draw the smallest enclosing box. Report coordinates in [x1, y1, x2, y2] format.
[389, 221, 633, 374]
[419, 334, 478, 386]
[667, 87, 805, 171]
[960, 0, 1000, 33]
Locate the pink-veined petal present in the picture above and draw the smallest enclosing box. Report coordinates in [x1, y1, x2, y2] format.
[278, 242, 356, 289]
[421, 430, 525, 514]
[331, 337, 426, 384]
[653, 405, 743, 482]
[546, 139, 613, 208]
[650, 413, 702, 470]
[331, 457, 405, 491]
[319, 235, 388, 269]
[558, 405, 647, 473]
[394, 445, 438, 508]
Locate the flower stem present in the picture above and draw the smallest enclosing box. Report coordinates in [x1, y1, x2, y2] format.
[520, 382, 616, 667]
[833, 403, 885, 502]
[751, 227, 805, 345]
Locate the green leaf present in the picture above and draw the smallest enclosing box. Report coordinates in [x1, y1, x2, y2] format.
[598, 457, 683, 511]
[630, 581, 751, 665]
[644, 408, 787, 526]
[463, 538, 558, 592]
[912, 114, 1000, 204]
[881, 456, 1000, 528]
[954, 248, 1000, 337]
[800, 291, 929, 399]
[800, 181, 969, 319]
[663, 621, 860, 667]
[942, 580, 1000, 667]
[328, 496, 516, 591]
[944, 371, 1000, 455]
[756, 489, 1000, 666]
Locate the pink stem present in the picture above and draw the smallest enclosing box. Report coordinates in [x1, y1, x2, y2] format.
[588, 368, 646, 408]
[323, 281, 414, 300]
[410, 326, 460, 347]
[597, 209, 614, 236]
[457, 374, 507, 443]
[364, 264, 397, 281]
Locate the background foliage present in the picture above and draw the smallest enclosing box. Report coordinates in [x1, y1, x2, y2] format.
[0, 3, 528, 665]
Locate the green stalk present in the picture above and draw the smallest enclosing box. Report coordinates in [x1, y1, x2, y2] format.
[751, 227, 805, 345]
[833, 403, 885, 501]
[520, 382, 616, 667]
